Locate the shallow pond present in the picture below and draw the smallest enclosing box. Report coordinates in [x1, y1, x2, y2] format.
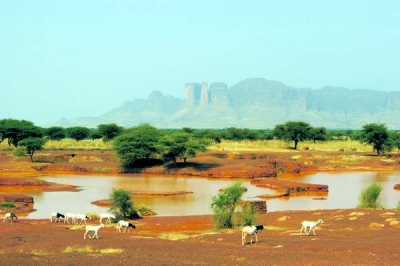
[17, 171, 400, 219]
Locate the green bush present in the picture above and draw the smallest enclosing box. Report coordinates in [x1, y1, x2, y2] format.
[396, 200, 400, 211]
[13, 147, 26, 157]
[240, 203, 258, 226]
[210, 182, 246, 229]
[357, 183, 383, 208]
[109, 188, 140, 220]
[0, 202, 15, 208]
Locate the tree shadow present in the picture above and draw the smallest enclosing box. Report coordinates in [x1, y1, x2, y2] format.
[165, 162, 220, 170]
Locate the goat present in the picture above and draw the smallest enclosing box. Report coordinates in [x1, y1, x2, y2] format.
[300, 219, 324, 236]
[3, 212, 18, 223]
[116, 220, 136, 233]
[75, 213, 90, 225]
[64, 213, 76, 224]
[241, 225, 264, 245]
[49, 212, 65, 223]
[84, 224, 105, 240]
[99, 213, 115, 224]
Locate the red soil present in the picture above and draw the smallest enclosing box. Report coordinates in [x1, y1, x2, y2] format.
[1, 149, 400, 265]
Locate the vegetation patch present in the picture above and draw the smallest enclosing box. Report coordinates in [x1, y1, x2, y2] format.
[63, 245, 94, 253]
[158, 232, 191, 241]
[0, 202, 15, 208]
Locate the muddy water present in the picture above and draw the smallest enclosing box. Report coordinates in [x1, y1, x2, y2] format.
[23, 172, 400, 218]
[269, 171, 400, 212]
[24, 175, 274, 219]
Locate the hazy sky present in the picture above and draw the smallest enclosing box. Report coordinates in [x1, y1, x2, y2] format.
[1, 0, 399, 126]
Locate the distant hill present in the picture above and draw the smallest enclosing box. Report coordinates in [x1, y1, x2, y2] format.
[53, 78, 400, 129]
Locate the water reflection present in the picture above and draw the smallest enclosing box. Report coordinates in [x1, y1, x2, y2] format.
[12, 172, 400, 219]
[24, 175, 274, 219]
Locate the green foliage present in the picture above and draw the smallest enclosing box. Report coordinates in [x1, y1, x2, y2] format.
[273, 121, 312, 149]
[45, 126, 66, 140]
[210, 182, 246, 229]
[389, 131, 400, 155]
[19, 137, 47, 162]
[109, 188, 139, 220]
[158, 131, 211, 164]
[97, 123, 124, 141]
[67, 126, 90, 141]
[240, 203, 258, 226]
[357, 183, 383, 208]
[0, 119, 43, 147]
[360, 123, 390, 155]
[309, 127, 327, 143]
[0, 202, 15, 208]
[13, 146, 26, 157]
[113, 124, 161, 167]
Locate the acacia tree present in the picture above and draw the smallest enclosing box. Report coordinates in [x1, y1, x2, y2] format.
[360, 123, 390, 155]
[158, 131, 210, 165]
[309, 127, 327, 143]
[113, 124, 161, 167]
[97, 123, 124, 141]
[0, 119, 43, 147]
[67, 126, 90, 141]
[273, 121, 312, 149]
[19, 137, 47, 162]
[45, 126, 66, 140]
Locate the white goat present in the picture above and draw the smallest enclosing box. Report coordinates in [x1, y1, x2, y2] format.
[241, 225, 264, 245]
[300, 219, 324, 236]
[84, 224, 105, 240]
[49, 212, 65, 223]
[64, 213, 76, 224]
[116, 220, 136, 233]
[75, 213, 90, 225]
[3, 212, 18, 223]
[99, 213, 115, 224]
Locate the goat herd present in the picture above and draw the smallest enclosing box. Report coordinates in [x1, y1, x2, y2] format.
[3, 212, 323, 245]
[3, 211, 136, 240]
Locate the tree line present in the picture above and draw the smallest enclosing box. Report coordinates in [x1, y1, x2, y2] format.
[1, 118, 400, 165]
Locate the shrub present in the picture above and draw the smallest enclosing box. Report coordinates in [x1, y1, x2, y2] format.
[396, 200, 400, 211]
[357, 183, 383, 208]
[109, 188, 140, 220]
[240, 202, 258, 226]
[0, 203, 15, 208]
[210, 182, 246, 229]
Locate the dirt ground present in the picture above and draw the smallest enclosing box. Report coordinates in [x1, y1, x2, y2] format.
[1, 149, 400, 265]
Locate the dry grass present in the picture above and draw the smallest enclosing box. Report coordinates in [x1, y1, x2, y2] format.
[63, 245, 123, 254]
[209, 139, 373, 152]
[44, 139, 113, 150]
[63, 245, 94, 253]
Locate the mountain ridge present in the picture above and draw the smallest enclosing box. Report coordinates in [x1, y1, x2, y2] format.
[53, 78, 400, 129]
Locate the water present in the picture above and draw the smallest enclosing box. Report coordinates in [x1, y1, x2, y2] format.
[22, 175, 274, 218]
[7, 172, 400, 218]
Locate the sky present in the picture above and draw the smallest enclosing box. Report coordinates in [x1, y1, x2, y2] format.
[1, 0, 400, 126]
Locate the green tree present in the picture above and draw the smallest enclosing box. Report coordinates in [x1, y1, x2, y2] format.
[158, 131, 210, 164]
[67, 126, 90, 141]
[273, 121, 312, 149]
[390, 131, 400, 155]
[109, 188, 140, 220]
[360, 123, 390, 155]
[113, 124, 161, 167]
[0, 119, 43, 147]
[309, 127, 327, 143]
[19, 137, 47, 162]
[97, 123, 124, 141]
[210, 182, 246, 229]
[45, 126, 66, 140]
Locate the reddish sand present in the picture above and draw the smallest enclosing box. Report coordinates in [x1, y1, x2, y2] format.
[1, 149, 400, 265]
